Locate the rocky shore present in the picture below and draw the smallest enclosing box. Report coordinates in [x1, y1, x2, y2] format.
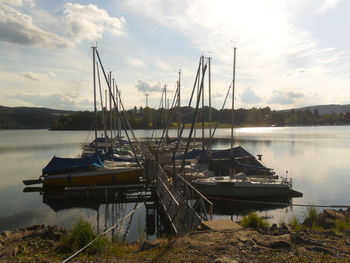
[0, 209, 349, 263]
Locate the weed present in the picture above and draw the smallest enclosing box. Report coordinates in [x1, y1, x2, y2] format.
[58, 217, 110, 254]
[289, 217, 303, 231]
[305, 205, 319, 228]
[335, 219, 350, 232]
[240, 212, 269, 230]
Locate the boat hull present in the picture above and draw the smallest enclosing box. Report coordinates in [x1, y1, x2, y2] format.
[43, 168, 143, 187]
[192, 181, 295, 198]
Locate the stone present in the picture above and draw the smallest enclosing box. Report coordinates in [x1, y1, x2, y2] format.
[323, 209, 346, 221]
[318, 217, 336, 229]
[270, 224, 278, 231]
[213, 256, 239, 263]
[305, 246, 334, 255]
[140, 238, 167, 250]
[201, 220, 242, 232]
[238, 237, 255, 246]
[280, 223, 291, 233]
[254, 234, 292, 249]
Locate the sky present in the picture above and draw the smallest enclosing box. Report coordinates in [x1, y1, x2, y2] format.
[0, 0, 350, 111]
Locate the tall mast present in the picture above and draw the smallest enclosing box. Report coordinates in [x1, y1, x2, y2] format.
[231, 47, 237, 149]
[177, 69, 181, 138]
[109, 71, 113, 151]
[96, 62, 108, 153]
[207, 57, 212, 151]
[164, 85, 168, 138]
[201, 56, 205, 151]
[92, 46, 97, 145]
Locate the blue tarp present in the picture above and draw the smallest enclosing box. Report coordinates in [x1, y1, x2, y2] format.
[42, 154, 104, 176]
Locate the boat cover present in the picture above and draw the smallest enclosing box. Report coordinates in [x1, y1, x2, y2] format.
[42, 154, 104, 176]
[175, 146, 254, 160]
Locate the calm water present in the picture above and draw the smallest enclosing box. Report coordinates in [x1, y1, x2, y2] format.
[0, 126, 349, 235]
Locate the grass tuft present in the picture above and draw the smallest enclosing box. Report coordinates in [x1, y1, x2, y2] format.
[289, 217, 303, 231]
[58, 217, 110, 254]
[240, 212, 269, 230]
[305, 205, 319, 228]
[335, 219, 350, 232]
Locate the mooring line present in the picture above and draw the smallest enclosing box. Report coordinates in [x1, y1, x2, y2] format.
[62, 199, 147, 263]
[209, 196, 350, 209]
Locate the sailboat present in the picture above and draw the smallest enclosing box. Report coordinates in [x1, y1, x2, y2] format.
[41, 154, 142, 187]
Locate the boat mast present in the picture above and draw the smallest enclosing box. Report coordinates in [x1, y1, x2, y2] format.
[231, 47, 237, 149]
[207, 57, 212, 151]
[164, 85, 168, 138]
[96, 62, 108, 153]
[201, 56, 205, 151]
[109, 71, 113, 152]
[92, 45, 97, 146]
[177, 69, 181, 138]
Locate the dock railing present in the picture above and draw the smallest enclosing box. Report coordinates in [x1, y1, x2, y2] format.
[156, 164, 213, 233]
[141, 143, 213, 234]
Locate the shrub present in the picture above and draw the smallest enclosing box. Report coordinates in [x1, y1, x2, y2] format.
[289, 217, 303, 231]
[335, 219, 350, 232]
[305, 205, 319, 228]
[240, 212, 269, 230]
[58, 217, 110, 254]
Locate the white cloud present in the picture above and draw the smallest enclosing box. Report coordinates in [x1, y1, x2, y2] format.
[122, 0, 349, 109]
[1, 0, 35, 7]
[241, 87, 262, 104]
[135, 80, 162, 94]
[19, 71, 56, 81]
[0, 4, 70, 48]
[316, 0, 343, 14]
[0, 3, 126, 49]
[125, 57, 145, 67]
[62, 3, 125, 44]
[9, 92, 91, 110]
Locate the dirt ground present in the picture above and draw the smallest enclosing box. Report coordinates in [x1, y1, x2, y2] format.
[1, 224, 350, 263]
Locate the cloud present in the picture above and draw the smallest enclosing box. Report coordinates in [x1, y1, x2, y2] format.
[316, 0, 343, 14]
[241, 87, 262, 104]
[287, 91, 304, 99]
[0, 3, 126, 49]
[125, 57, 145, 67]
[267, 90, 305, 105]
[1, 0, 35, 7]
[122, 0, 347, 109]
[62, 3, 126, 44]
[19, 72, 55, 81]
[10, 93, 91, 110]
[135, 80, 162, 94]
[0, 4, 70, 48]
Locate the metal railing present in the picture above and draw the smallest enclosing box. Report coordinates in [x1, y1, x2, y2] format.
[140, 142, 212, 234]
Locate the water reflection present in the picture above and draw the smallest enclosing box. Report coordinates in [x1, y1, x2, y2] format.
[0, 127, 350, 232]
[21, 186, 168, 242]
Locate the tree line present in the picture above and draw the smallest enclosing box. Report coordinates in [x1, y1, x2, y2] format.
[50, 106, 350, 130]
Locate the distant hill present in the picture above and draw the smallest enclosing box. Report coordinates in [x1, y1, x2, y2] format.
[0, 106, 75, 129]
[294, 104, 350, 115]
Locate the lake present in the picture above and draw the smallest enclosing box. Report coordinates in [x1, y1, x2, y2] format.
[0, 126, 349, 239]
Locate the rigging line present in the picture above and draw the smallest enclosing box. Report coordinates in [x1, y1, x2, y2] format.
[151, 88, 166, 142]
[96, 62, 108, 143]
[156, 83, 180, 151]
[206, 83, 232, 152]
[117, 88, 144, 160]
[171, 57, 202, 157]
[62, 197, 150, 263]
[95, 49, 140, 165]
[123, 201, 139, 241]
[180, 60, 207, 174]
